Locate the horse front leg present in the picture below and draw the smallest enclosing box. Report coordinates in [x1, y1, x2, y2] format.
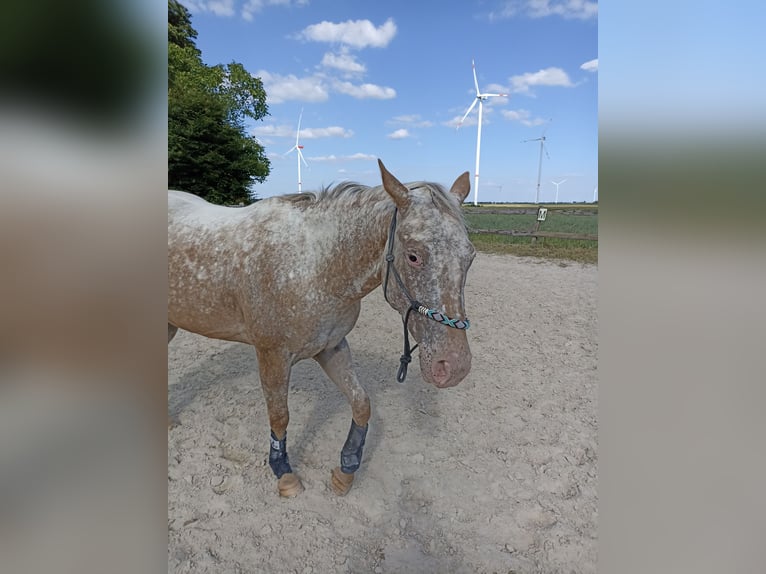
[315, 337, 370, 496]
[256, 347, 304, 498]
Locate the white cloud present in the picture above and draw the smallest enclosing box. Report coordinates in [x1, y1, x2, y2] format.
[445, 114, 478, 129]
[181, 0, 308, 20]
[510, 67, 574, 94]
[501, 109, 548, 126]
[530, 0, 598, 19]
[251, 124, 295, 138]
[387, 129, 410, 139]
[333, 81, 396, 99]
[179, 0, 203, 10]
[300, 126, 354, 139]
[444, 102, 504, 128]
[307, 153, 377, 162]
[241, 0, 265, 21]
[243, 0, 308, 20]
[485, 83, 508, 95]
[489, 1, 598, 20]
[320, 51, 366, 74]
[388, 114, 433, 128]
[256, 70, 329, 103]
[299, 18, 397, 49]
[210, 0, 235, 16]
[580, 58, 598, 72]
[252, 123, 353, 139]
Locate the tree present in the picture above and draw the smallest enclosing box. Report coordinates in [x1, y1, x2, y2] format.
[168, 0, 269, 204]
[168, 0, 198, 52]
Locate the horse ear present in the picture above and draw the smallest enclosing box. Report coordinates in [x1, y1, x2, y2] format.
[449, 172, 471, 203]
[378, 159, 411, 209]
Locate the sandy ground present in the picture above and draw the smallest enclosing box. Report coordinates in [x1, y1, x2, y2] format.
[168, 253, 597, 573]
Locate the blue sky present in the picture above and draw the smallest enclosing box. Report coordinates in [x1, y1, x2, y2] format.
[179, 0, 597, 203]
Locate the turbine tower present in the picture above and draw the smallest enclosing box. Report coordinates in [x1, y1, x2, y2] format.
[523, 125, 551, 204]
[457, 59, 507, 206]
[593, 186, 598, 203]
[285, 108, 308, 193]
[551, 179, 567, 204]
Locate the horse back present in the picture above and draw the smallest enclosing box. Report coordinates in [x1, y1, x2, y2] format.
[167, 191, 330, 347]
[167, 191, 256, 342]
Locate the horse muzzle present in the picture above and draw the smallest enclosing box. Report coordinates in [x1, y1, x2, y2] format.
[421, 347, 472, 388]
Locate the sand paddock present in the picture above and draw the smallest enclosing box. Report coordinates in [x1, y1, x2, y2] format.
[168, 253, 597, 573]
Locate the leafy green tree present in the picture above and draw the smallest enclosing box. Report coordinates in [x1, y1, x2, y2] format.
[168, 0, 199, 52]
[168, 0, 269, 204]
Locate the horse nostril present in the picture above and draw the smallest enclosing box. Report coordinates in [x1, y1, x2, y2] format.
[428, 349, 471, 388]
[432, 359, 453, 385]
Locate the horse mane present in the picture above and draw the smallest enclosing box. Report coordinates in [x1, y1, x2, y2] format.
[274, 180, 464, 221]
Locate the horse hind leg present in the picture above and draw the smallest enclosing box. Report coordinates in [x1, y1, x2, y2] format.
[314, 338, 370, 496]
[256, 347, 304, 498]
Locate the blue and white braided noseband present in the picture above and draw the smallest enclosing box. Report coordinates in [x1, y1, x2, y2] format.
[382, 208, 471, 382]
[416, 305, 470, 330]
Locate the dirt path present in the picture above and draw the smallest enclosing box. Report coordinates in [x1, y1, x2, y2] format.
[168, 253, 598, 573]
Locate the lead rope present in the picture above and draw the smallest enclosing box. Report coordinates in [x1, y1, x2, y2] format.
[384, 209, 418, 383]
[397, 307, 418, 383]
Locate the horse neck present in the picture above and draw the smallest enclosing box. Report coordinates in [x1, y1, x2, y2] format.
[313, 187, 394, 302]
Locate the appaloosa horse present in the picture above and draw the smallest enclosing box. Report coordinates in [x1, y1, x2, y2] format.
[168, 160, 474, 496]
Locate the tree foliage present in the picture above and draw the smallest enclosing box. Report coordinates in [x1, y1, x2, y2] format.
[168, 0, 269, 204]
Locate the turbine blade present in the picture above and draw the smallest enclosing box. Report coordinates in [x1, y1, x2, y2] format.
[284, 145, 297, 156]
[458, 99, 479, 128]
[297, 148, 308, 167]
[483, 93, 508, 98]
[296, 108, 304, 145]
[472, 59, 480, 94]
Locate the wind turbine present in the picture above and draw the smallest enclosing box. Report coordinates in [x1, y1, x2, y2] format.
[593, 186, 598, 203]
[523, 124, 551, 204]
[285, 108, 308, 193]
[551, 179, 567, 203]
[457, 59, 508, 206]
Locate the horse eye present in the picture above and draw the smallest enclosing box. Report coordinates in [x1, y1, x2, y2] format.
[407, 253, 422, 266]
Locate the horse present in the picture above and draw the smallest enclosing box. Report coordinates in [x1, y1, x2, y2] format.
[168, 159, 475, 497]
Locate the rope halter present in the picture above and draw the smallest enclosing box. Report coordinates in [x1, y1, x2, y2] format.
[382, 208, 470, 383]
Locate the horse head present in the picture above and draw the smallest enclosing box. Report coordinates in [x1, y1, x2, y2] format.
[378, 159, 474, 388]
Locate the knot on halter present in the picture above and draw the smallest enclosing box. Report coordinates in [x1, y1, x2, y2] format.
[396, 352, 413, 384]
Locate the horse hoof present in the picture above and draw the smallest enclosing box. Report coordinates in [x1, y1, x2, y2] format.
[278, 473, 304, 498]
[330, 466, 355, 496]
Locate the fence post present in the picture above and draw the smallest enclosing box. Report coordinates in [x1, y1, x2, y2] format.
[531, 206, 547, 244]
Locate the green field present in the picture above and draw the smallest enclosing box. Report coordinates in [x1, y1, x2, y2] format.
[463, 205, 598, 263]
